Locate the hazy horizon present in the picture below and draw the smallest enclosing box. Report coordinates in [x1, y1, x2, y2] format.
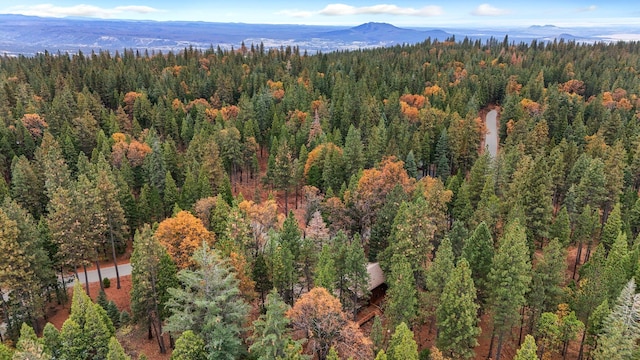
[2, 1, 639, 28]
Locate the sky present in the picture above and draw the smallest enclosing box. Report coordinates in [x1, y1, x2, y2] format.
[1, 1, 639, 28]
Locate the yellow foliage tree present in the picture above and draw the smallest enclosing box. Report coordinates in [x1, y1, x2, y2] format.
[155, 211, 214, 269]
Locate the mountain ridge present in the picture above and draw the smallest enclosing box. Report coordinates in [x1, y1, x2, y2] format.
[0, 15, 638, 56]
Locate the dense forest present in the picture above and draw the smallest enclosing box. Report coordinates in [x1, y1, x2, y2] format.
[0, 36, 640, 360]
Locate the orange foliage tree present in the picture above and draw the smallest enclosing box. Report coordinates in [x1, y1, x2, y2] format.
[21, 113, 48, 138]
[304, 143, 343, 178]
[155, 211, 214, 269]
[287, 287, 372, 360]
[348, 156, 415, 232]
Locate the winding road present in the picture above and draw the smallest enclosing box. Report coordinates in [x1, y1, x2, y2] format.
[485, 109, 499, 157]
[62, 263, 132, 287]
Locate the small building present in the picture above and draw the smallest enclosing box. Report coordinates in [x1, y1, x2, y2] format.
[367, 262, 385, 292]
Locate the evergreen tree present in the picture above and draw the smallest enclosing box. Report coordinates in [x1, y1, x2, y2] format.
[603, 232, 631, 303]
[385, 254, 418, 328]
[171, 331, 206, 360]
[315, 244, 337, 293]
[448, 220, 468, 260]
[106, 337, 131, 360]
[387, 322, 418, 360]
[60, 319, 84, 360]
[513, 335, 539, 360]
[435, 129, 451, 181]
[462, 222, 493, 306]
[163, 171, 180, 216]
[436, 259, 480, 359]
[344, 235, 370, 320]
[0, 344, 12, 360]
[253, 252, 272, 309]
[527, 239, 566, 333]
[592, 280, 640, 360]
[10, 155, 46, 218]
[343, 125, 364, 180]
[405, 150, 418, 179]
[601, 203, 622, 252]
[383, 196, 436, 278]
[369, 184, 408, 262]
[130, 224, 178, 354]
[371, 316, 385, 354]
[0, 208, 42, 336]
[549, 205, 571, 247]
[42, 323, 62, 360]
[94, 168, 128, 289]
[249, 290, 301, 360]
[164, 243, 250, 360]
[487, 220, 532, 360]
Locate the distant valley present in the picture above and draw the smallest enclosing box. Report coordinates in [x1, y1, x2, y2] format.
[0, 14, 639, 56]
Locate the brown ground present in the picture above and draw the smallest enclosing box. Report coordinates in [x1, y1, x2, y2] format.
[43, 143, 589, 360]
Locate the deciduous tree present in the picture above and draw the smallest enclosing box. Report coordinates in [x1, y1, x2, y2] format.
[155, 210, 214, 269]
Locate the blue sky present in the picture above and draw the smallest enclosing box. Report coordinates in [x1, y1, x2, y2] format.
[2, 1, 639, 27]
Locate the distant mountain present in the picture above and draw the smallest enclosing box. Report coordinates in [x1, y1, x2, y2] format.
[0, 15, 638, 56]
[319, 22, 449, 43]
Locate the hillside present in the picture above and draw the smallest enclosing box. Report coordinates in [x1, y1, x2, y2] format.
[0, 35, 639, 360]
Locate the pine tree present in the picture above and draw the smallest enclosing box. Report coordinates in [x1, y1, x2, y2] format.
[444, 221, 466, 261]
[462, 222, 493, 306]
[522, 156, 553, 249]
[10, 155, 46, 218]
[369, 184, 408, 262]
[13, 324, 49, 360]
[371, 316, 385, 354]
[343, 125, 364, 180]
[253, 252, 272, 309]
[0, 343, 12, 360]
[344, 235, 370, 320]
[164, 243, 250, 360]
[592, 280, 640, 360]
[0, 208, 41, 335]
[435, 129, 451, 181]
[436, 259, 480, 359]
[315, 244, 337, 293]
[427, 237, 455, 298]
[487, 219, 532, 360]
[171, 331, 206, 360]
[42, 323, 62, 360]
[513, 335, 539, 360]
[249, 290, 300, 360]
[387, 322, 418, 360]
[405, 150, 418, 179]
[375, 349, 388, 360]
[386, 254, 418, 328]
[271, 139, 295, 213]
[601, 203, 622, 252]
[163, 171, 180, 216]
[94, 168, 128, 289]
[60, 319, 84, 360]
[383, 196, 436, 278]
[603, 232, 631, 303]
[106, 337, 131, 360]
[549, 205, 571, 247]
[83, 303, 113, 359]
[527, 239, 566, 333]
[130, 224, 178, 354]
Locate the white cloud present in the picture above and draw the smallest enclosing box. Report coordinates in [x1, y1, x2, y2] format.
[471, 4, 511, 16]
[4, 3, 162, 18]
[318, 3, 443, 16]
[576, 5, 597, 12]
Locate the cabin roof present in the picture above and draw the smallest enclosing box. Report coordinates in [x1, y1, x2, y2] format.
[367, 262, 385, 291]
